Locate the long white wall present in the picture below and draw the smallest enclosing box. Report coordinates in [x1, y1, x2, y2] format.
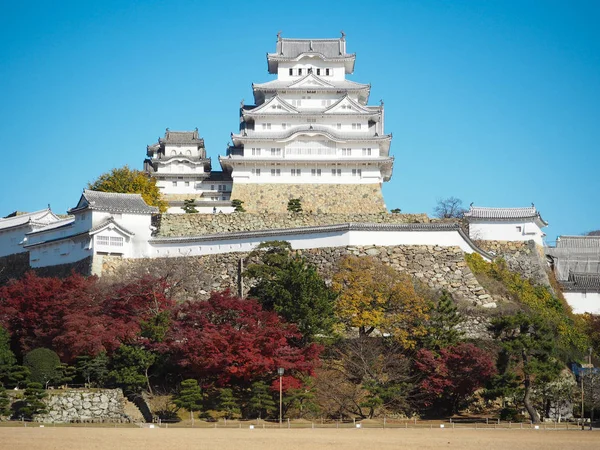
[149, 227, 490, 260]
[564, 292, 600, 315]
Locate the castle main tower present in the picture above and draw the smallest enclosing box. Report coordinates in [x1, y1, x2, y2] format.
[220, 33, 394, 213]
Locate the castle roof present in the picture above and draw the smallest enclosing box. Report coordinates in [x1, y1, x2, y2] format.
[464, 205, 548, 227]
[267, 36, 355, 74]
[68, 190, 159, 215]
[556, 235, 600, 249]
[147, 129, 205, 155]
[0, 209, 61, 232]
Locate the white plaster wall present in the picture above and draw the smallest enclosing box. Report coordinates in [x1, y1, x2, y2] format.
[164, 144, 201, 157]
[0, 225, 33, 257]
[469, 221, 545, 246]
[29, 237, 91, 268]
[231, 165, 382, 184]
[564, 292, 600, 315]
[277, 60, 346, 81]
[149, 228, 488, 260]
[118, 213, 153, 258]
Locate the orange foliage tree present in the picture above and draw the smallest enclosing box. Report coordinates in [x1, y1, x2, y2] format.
[331, 256, 430, 349]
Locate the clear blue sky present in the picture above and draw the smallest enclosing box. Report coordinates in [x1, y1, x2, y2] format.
[1, 0, 598, 242]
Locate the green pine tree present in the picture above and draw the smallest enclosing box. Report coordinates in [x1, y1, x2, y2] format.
[422, 291, 463, 351]
[248, 381, 276, 419]
[173, 379, 204, 425]
[0, 326, 29, 388]
[287, 198, 302, 213]
[217, 388, 241, 419]
[183, 199, 198, 214]
[76, 352, 109, 387]
[0, 386, 10, 417]
[18, 382, 47, 420]
[231, 199, 245, 212]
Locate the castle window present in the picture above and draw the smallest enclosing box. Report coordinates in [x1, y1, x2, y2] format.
[289, 68, 293, 76]
[251, 148, 261, 156]
[308, 68, 313, 74]
[292, 99, 302, 107]
[331, 168, 341, 177]
[342, 148, 351, 156]
[311, 168, 322, 177]
[270, 148, 281, 156]
[252, 168, 261, 176]
[271, 169, 281, 177]
[362, 148, 371, 156]
[186, 150, 191, 156]
[336, 123, 342, 130]
[516, 226, 522, 233]
[262, 123, 271, 130]
[352, 123, 362, 130]
[185, 181, 190, 187]
[172, 181, 177, 187]
[298, 68, 303, 76]
[291, 169, 301, 177]
[316, 68, 321, 76]
[326, 68, 330, 76]
[352, 169, 362, 177]
[307, 118, 316, 123]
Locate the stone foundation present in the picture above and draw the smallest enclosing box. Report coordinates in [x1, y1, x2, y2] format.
[156, 211, 429, 237]
[102, 245, 494, 307]
[32, 389, 128, 423]
[476, 240, 551, 287]
[229, 183, 386, 214]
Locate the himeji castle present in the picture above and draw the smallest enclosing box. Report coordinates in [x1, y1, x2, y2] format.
[219, 33, 394, 213]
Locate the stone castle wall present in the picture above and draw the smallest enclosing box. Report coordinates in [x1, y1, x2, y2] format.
[0, 254, 92, 286]
[102, 245, 495, 307]
[229, 183, 387, 214]
[30, 389, 127, 423]
[156, 211, 429, 237]
[476, 240, 551, 287]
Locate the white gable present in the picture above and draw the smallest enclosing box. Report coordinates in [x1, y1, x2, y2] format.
[288, 73, 334, 89]
[247, 96, 298, 114]
[324, 96, 373, 114]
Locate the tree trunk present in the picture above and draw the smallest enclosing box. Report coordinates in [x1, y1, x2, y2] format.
[145, 367, 153, 395]
[522, 372, 539, 423]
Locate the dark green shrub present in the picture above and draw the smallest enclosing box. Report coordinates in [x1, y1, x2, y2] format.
[23, 348, 61, 387]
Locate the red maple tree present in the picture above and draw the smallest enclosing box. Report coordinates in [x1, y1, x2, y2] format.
[415, 343, 496, 413]
[166, 290, 321, 386]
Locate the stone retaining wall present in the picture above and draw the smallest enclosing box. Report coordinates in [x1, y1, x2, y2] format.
[0, 254, 92, 286]
[230, 183, 387, 214]
[33, 389, 127, 423]
[156, 212, 430, 237]
[102, 244, 495, 307]
[476, 240, 551, 287]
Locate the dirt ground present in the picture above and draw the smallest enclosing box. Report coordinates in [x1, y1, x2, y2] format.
[0, 427, 598, 450]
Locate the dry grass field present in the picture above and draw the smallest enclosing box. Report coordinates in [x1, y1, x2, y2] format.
[0, 427, 597, 450]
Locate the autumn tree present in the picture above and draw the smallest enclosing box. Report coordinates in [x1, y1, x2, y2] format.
[489, 312, 562, 423]
[245, 241, 338, 344]
[319, 337, 413, 418]
[433, 197, 466, 219]
[165, 291, 321, 387]
[414, 343, 496, 414]
[88, 165, 167, 213]
[332, 256, 430, 349]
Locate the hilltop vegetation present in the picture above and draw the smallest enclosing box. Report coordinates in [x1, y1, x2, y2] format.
[0, 245, 596, 423]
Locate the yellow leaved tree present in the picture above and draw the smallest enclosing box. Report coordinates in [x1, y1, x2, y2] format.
[88, 165, 167, 213]
[332, 256, 430, 349]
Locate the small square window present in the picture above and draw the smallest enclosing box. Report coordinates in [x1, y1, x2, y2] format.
[185, 181, 190, 187]
[172, 181, 177, 187]
[516, 226, 522, 233]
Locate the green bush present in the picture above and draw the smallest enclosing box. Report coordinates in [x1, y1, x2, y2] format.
[23, 348, 62, 387]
